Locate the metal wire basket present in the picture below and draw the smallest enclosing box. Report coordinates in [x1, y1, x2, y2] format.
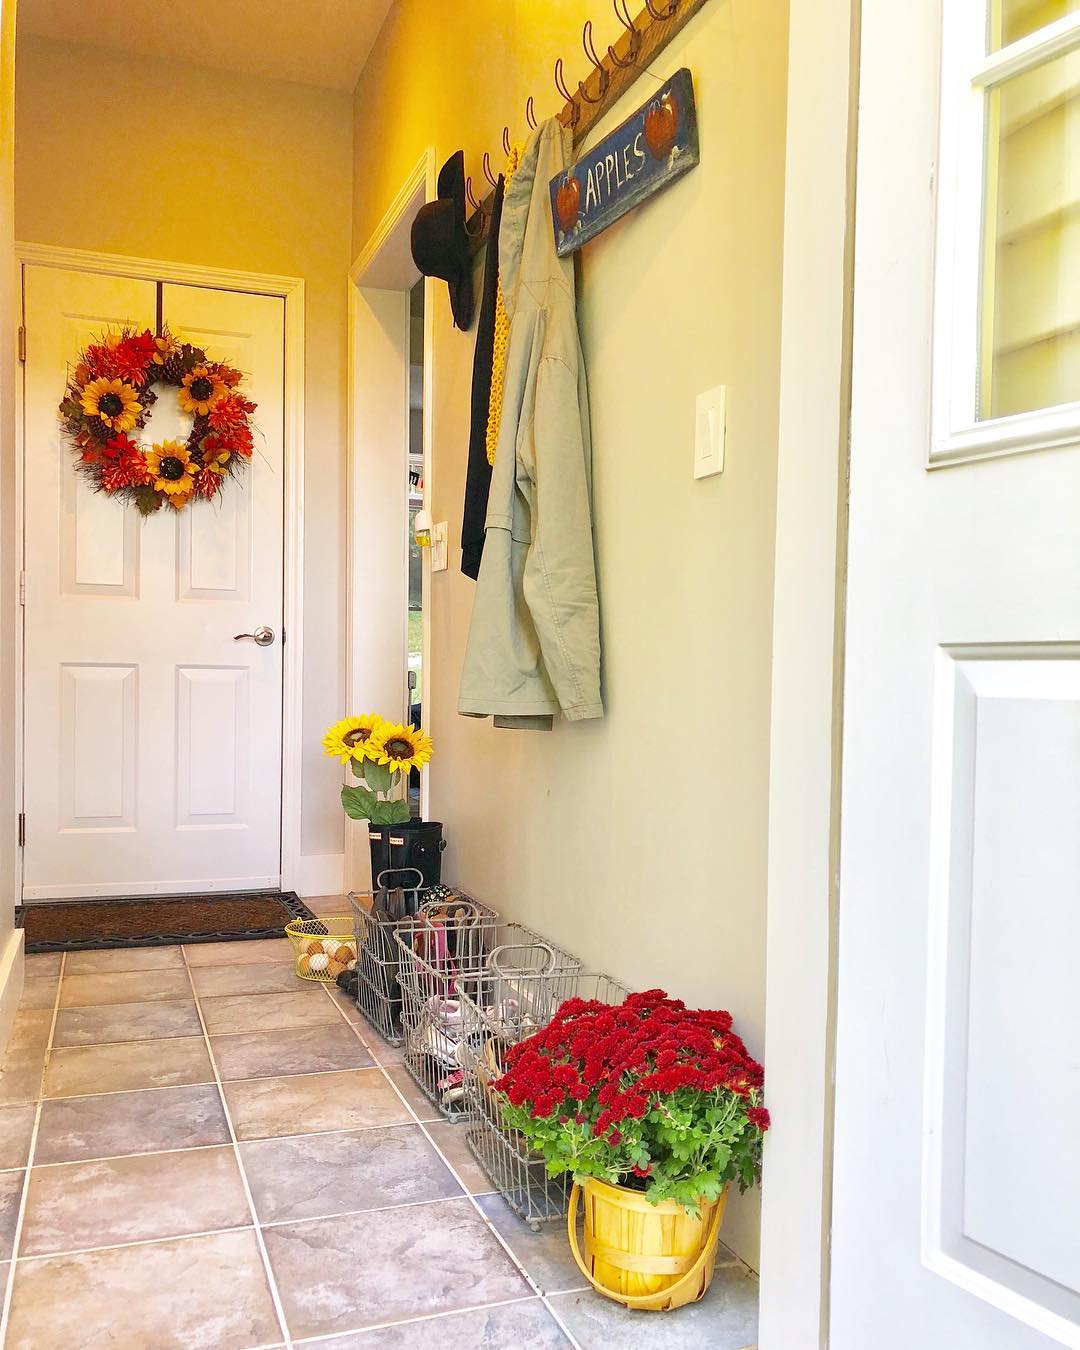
[347, 884, 496, 1047]
[284, 916, 357, 983]
[392, 915, 581, 1120]
[460, 971, 632, 1229]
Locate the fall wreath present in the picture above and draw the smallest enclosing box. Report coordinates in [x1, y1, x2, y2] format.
[58, 326, 257, 515]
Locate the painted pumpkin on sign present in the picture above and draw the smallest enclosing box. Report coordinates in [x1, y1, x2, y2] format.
[644, 93, 679, 160]
[556, 175, 582, 231]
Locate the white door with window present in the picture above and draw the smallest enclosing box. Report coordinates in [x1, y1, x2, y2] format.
[833, 0, 1080, 1347]
[22, 265, 286, 899]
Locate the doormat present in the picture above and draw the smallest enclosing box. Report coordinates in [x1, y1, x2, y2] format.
[16, 892, 316, 954]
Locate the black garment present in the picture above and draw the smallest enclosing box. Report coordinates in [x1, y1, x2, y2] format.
[461, 175, 505, 580]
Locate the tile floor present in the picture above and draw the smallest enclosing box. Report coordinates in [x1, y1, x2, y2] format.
[0, 916, 758, 1349]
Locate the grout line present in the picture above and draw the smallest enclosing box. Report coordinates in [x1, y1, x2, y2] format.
[181, 946, 295, 1350]
[34, 1057, 382, 1104]
[0, 951, 68, 1343]
[289, 1293, 549, 1344]
[312, 983, 585, 1350]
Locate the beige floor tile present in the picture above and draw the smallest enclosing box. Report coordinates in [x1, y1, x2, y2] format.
[0, 1169, 24, 1261]
[18, 976, 59, 1011]
[0, 1015, 52, 1106]
[0, 1103, 37, 1170]
[6, 1228, 282, 1349]
[183, 937, 293, 966]
[383, 1065, 439, 1121]
[35, 1084, 229, 1165]
[224, 1068, 413, 1140]
[53, 999, 202, 1048]
[6, 1010, 52, 1055]
[425, 1120, 498, 1195]
[211, 1024, 373, 1081]
[20, 1145, 250, 1257]
[43, 1037, 214, 1098]
[262, 1198, 529, 1339]
[59, 969, 193, 1009]
[23, 954, 62, 977]
[191, 961, 306, 998]
[241, 1124, 461, 1224]
[304, 896, 352, 919]
[200, 990, 340, 1035]
[64, 946, 185, 975]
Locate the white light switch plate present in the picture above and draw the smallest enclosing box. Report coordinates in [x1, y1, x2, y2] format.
[694, 385, 727, 480]
[431, 521, 448, 572]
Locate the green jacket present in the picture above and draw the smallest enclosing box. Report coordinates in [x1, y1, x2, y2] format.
[458, 120, 603, 728]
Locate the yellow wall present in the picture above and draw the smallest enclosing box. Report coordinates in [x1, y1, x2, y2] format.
[0, 0, 23, 1043]
[353, 0, 788, 1268]
[14, 36, 354, 864]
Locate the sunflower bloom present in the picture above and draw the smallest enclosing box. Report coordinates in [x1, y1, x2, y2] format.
[145, 440, 197, 498]
[367, 722, 433, 774]
[322, 715, 384, 764]
[80, 376, 142, 432]
[179, 364, 228, 415]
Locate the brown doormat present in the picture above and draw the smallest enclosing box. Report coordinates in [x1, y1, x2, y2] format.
[17, 892, 316, 954]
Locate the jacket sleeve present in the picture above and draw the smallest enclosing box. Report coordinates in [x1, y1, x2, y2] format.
[519, 354, 603, 721]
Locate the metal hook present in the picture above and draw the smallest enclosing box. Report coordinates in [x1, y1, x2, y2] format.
[579, 19, 610, 102]
[526, 95, 537, 130]
[609, 0, 641, 67]
[644, 0, 679, 19]
[464, 176, 484, 235]
[554, 56, 580, 126]
[502, 126, 511, 158]
[482, 152, 498, 189]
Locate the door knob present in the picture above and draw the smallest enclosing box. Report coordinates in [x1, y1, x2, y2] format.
[234, 626, 275, 647]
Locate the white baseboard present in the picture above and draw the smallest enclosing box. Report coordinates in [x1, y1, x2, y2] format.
[296, 853, 344, 899]
[0, 927, 25, 1058]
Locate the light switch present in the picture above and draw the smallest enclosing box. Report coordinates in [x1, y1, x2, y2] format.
[431, 521, 448, 572]
[694, 385, 726, 480]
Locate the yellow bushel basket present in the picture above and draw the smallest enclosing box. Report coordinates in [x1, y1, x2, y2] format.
[567, 1177, 728, 1312]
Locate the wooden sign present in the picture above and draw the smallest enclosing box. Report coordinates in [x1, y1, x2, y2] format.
[549, 67, 699, 257]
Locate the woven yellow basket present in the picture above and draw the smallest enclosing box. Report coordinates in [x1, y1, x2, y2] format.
[284, 917, 357, 983]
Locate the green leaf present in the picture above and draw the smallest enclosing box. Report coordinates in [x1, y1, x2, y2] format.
[362, 758, 393, 794]
[341, 784, 378, 820]
[349, 758, 366, 779]
[384, 798, 412, 824]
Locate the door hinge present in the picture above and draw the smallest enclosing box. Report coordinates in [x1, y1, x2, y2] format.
[18, 570, 25, 606]
[17, 325, 25, 363]
[17, 813, 25, 848]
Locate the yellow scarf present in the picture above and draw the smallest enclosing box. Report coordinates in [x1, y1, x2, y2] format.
[486, 142, 524, 466]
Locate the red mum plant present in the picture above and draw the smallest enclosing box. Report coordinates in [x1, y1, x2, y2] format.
[495, 989, 769, 1215]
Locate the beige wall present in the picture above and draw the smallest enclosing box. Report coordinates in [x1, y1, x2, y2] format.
[14, 35, 354, 868]
[353, 0, 788, 1268]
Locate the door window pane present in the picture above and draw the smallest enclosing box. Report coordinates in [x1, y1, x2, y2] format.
[990, 0, 1079, 50]
[979, 48, 1080, 419]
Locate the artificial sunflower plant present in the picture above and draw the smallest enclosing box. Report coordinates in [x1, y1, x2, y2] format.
[322, 714, 433, 825]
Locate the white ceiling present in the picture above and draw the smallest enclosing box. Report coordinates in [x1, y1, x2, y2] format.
[18, 0, 396, 92]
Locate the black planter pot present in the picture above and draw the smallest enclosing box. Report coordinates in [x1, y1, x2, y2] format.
[368, 820, 446, 891]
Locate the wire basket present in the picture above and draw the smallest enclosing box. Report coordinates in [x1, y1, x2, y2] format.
[461, 971, 632, 1229]
[393, 915, 581, 1120]
[347, 887, 497, 1047]
[284, 917, 358, 983]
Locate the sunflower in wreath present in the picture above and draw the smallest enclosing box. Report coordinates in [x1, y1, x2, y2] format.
[58, 324, 259, 516]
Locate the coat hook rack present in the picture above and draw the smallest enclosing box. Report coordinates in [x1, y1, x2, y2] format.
[467, 0, 711, 252]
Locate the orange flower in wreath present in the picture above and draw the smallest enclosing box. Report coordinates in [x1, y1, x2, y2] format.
[179, 365, 227, 416]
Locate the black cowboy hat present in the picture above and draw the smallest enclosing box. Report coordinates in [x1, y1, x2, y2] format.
[411, 151, 475, 332]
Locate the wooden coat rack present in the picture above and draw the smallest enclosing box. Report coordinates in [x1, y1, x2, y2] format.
[466, 0, 711, 246]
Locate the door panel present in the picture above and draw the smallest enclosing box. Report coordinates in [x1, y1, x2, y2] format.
[22, 266, 285, 899]
[833, 0, 1080, 1346]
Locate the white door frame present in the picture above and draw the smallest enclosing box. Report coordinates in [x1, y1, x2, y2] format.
[344, 148, 436, 891]
[14, 242, 306, 899]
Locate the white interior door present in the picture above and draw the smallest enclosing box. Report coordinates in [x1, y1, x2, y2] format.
[832, 0, 1080, 1347]
[22, 265, 286, 899]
